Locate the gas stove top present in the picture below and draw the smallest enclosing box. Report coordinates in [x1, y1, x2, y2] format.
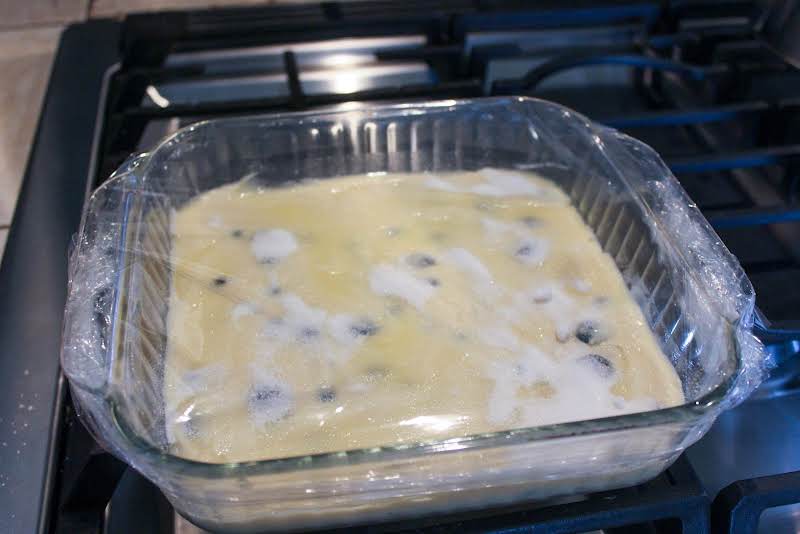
[1, 1, 799, 533]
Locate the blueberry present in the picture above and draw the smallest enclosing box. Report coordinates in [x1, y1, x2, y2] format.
[578, 354, 615, 378]
[407, 253, 437, 268]
[515, 244, 534, 258]
[248, 385, 292, 423]
[212, 276, 228, 287]
[270, 286, 282, 296]
[350, 318, 380, 337]
[520, 216, 540, 228]
[427, 277, 441, 287]
[318, 387, 336, 403]
[575, 320, 607, 345]
[231, 229, 244, 238]
[299, 326, 320, 339]
[250, 387, 283, 404]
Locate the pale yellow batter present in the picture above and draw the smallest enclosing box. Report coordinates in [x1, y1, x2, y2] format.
[164, 169, 683, 463]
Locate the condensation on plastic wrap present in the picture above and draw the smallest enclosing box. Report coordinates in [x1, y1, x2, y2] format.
[59, 97, 770, 533]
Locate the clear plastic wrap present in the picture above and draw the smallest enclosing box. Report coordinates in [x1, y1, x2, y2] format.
[61, 97, 769, 532]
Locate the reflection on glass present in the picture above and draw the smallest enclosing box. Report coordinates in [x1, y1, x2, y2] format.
[319, 53, 374, 68]
[398, 415, 468, 432]
[145, 85, 170, 108]
[301, 63, 434, 95]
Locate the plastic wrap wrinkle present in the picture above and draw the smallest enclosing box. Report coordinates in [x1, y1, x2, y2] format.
[63, 187, 123, 392]
[597, 129, 768, 407]
[58, 97, 770, 533]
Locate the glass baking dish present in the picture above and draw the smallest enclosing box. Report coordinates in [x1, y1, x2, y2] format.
[61, 97, 766, 532]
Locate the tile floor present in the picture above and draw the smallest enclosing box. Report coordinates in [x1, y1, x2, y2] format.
[0, 0, 301, 261]
[0, 0, 88, 30]
[0, 24, 64, 260]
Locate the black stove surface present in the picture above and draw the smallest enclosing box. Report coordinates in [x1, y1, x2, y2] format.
[2, 1, 800, 533]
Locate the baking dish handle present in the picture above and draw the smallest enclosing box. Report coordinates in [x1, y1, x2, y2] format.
[61, 153, 149, 394]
